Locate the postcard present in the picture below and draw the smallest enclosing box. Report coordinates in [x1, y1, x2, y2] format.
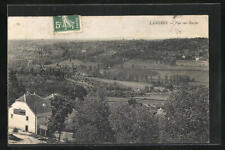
[8, 15, 209, 144]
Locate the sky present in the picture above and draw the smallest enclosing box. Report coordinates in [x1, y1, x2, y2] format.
[8, 15, 208, 40]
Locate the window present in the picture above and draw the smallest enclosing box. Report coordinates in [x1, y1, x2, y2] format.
[26, 116, 29, 121]
[11, 114, 13, 118]
[25, 125, 28, 132]
[13, 108, 26, 116]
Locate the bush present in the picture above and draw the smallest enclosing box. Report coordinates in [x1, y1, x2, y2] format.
[46, 137, 58, 144]
[13, 128, 19, 133]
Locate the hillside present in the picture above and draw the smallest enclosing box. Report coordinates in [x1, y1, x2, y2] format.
[8, 38, 208, 68]
[8, 38, 209, 99]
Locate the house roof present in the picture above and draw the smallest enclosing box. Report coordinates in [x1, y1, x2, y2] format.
[16, 92, 51, 115]
[44, 93, 61, 100]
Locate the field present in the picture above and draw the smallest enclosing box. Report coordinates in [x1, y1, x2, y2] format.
[89, 77, 153, 90]
[8, 38, 209, 105]
[115, 59, 209, 84]
[46, 59, 98, 68]
[107, 95, 168, 108]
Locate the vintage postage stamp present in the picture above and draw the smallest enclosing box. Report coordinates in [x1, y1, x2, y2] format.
[53, 15, 81, 32]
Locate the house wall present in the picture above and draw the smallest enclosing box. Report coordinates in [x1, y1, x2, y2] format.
[8, 101, 36, 133]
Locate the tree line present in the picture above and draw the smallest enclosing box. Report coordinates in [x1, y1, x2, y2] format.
[46, 85, 209, 144]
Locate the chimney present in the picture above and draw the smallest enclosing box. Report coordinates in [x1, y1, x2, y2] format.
[24, 94, 26, 102]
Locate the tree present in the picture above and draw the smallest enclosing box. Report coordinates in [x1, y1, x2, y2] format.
[128, 98, 138, 105]
[48, 95, 73, 142]
[120, 63, 124, 69]
[96, 87, 107, 101]
[8, 70, 26, 105]
[109, 104, 159, 143]
[161, 85, 209, 143]
[157, 75, 161, 85]
[71, 95, 115, 144]
[144, 86, 150, 93]
[131, 64, 135, 69]
[164, 74, 169, 84]
[66, 84, 87, 101]
[73, 85, 87, 100]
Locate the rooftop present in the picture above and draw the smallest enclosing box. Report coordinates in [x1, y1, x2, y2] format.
[16, 92, 52, 114]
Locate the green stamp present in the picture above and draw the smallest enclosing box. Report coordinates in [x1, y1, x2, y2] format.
[53, 15, 80, 32]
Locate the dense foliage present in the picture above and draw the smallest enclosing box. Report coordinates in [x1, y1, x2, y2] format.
[71, 94, 115, 144]
[8, 70, 26, 105]
[109, 103, 159, 143]
[47, 95, 73, 141]
[161, 85, 209, 143]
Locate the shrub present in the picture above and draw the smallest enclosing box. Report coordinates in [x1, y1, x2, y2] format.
[13, 128, 19, 133]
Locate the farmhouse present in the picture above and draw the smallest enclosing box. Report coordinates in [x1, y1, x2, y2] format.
[8, 92, 52, 135]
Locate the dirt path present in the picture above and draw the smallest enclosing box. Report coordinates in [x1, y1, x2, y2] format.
[8, 133, 45, 144]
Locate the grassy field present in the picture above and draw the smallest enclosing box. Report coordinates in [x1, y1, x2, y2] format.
[89, 77, 153, 90]
[46, 59, 98, 67]
[115, 59, 209, 84]
[107, 96, 168, 109]
[121, 59, 208, 71]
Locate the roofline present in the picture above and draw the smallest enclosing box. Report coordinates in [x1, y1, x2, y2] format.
[13, 96, 51, 115]
[11, 100, 36, 116]
[36, 111, 51, 116]
[15, 92, 43, 100]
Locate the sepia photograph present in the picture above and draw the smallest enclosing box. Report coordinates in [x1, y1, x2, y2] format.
[7, 15, 209, 144]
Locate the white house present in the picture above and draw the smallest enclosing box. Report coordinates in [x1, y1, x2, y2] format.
[8, 92, 52, 135]
[195, 57, 200, 61]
